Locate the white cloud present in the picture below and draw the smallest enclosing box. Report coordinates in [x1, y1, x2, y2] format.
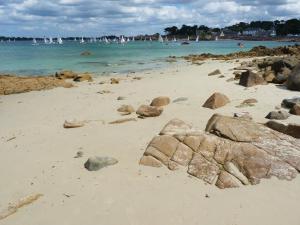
[0, 0, 298, 36]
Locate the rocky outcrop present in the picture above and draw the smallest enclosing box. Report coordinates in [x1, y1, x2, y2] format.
[0, 75, 73, 95]
[181, 45, 300, 62]
[63, 120, 85, 128]
[150, 96, 171, 107]
[139, 115, 300, 189]
[136, 105, 163, 117]
[202, 92, 230, 109]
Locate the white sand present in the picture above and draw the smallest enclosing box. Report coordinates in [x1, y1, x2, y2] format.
[1, 59, 300, 225]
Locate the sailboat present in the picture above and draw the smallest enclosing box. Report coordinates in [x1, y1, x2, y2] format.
[74, 37, 77, 42]
[105, 37, 110, 44]
[32, 38, 38, 45]
[49, 37, 54, 44]
[173, 37, 177, 42]
[80, 37, 85, 44]
[57, 37, 63, 44]
[195, 35, 199, 42]
[132, 37, 135, 41]
[164, 36, 169, 42]
[44, 37, 49, 44]
[149, 37, 152, 41]
[158, 34, 163, 43]
[215, 36, 219, 41]
[120, 36, 126, 44]
[187, 36, 190, 41]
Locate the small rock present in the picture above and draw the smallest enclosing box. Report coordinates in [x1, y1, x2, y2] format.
[136, 105, 163, 117]
[63, 120, 85, 128]
[202, 92, 230, 109]
[73, 73, 93, 82]
[150, 96, 171, 107]
[117, 105, 135, 115]
[117, 96, 126, 100]
[208, 69, 222, 76]
[290, 104, 300, 115]
[282, 97, 300, 109]
[97, 90, 111, 94]
[74, 151, 84, 158]
[226, 78, 235, 82]
[239, 70, 266, 87]
[265, 110, 290, 120]
[81, 51, 92, 56]
[265, 120, 300, 138]
[173, 97, 188, 103]
[111, 78, 119, 84]
[287, 64, 300, 91]
[84, 157, 118, 171]
[109, 118, 137, 124]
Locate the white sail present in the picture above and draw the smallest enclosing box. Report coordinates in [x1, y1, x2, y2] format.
[132, 37, 135, 41]
[119, 36, 125, 44]
[187, 36, 190, 41]
[158, 34, 163, 43]
[164, 36, 168, 42]
[195, 35, 199, 42]
[49, 37, 54, 44]
[215, 36, 219, 41]
[57, 37, 63, 44]
[149, 37, 152, 41]
[44, 37, 49, 44]
[105, 37, 109, 43]
[74, 37, 77, 42]
[80, 37, 85, 43]
[32, 38, 37, 44]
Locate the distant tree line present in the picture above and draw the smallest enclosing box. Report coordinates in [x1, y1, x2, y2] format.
[164, 18, 300, 36]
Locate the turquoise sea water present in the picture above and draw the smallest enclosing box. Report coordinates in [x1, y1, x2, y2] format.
[0, 40, 297, 76]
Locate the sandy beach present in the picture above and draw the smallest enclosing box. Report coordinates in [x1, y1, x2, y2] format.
[1, 59, 300, 225]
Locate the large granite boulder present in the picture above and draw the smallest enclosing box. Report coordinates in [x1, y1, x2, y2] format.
[287, 64, 300, 91]
[139, 115, 300, 189]
[202, 92, 230, 109]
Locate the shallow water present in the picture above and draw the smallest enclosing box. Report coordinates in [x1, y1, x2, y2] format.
[0, 40, 296, 76]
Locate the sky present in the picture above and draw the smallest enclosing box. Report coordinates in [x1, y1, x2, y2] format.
[0, 0, 299, 37]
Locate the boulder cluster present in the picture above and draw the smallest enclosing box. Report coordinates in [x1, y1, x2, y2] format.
[233, 55, 300, 91]
[140, 114, 300, 189]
